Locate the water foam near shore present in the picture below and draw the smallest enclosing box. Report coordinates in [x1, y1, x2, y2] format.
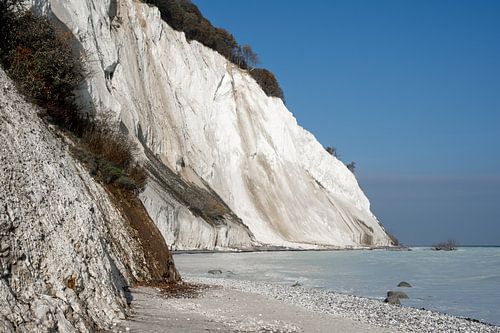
[174, 247, 500, 326]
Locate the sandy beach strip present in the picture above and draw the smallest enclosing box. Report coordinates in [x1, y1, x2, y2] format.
[116, 277, 500, 333]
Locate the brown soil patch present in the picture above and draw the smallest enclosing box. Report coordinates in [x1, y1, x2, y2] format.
[108, 185, 181, 283]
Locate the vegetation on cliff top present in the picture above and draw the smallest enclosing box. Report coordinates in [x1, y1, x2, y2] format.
[143, 0, 285, 101]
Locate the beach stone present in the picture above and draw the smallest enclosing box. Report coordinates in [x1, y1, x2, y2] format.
[387, 291, 409, 299]
[384, 295, 401, 305]
[208, 269, 222, 275]
[397, 281, 412, 288]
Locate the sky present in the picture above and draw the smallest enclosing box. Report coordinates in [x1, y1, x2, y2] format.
[195, 0, 500, 246]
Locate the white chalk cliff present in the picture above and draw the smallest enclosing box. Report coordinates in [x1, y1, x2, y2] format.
[34, 0, 392, 249]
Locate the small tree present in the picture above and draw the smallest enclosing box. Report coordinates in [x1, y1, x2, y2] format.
[241, 44, 259, 69]
[325, 146, 340, 158]
[231, 46, 245, 67]
[346, 161, 356, 173]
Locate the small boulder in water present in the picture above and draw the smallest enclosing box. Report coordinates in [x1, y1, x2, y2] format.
[397, 281, 412, 288]
[208, 269, 222, 275]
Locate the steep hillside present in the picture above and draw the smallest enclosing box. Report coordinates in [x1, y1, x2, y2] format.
[0, 69, 178, 332]
[32, 0, 392, 249]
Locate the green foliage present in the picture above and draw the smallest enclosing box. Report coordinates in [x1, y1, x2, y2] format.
[143, 0, 284, 100]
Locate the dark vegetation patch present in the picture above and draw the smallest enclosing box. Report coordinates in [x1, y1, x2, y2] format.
[142, 0, 285, 101]
[77, 116, 148, 193]
[249, 69, 284, 102]
[0, 3, 85, 131]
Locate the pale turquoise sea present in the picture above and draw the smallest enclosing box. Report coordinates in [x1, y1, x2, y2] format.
[174, 247, 500, 325]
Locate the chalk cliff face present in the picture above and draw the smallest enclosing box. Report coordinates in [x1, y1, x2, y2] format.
[35, 0, 392, 249]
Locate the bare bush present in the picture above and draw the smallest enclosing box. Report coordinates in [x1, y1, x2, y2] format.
[81, 114, 148, 193]
[433, 239, 458, 251]
[82, 115, 136, 169]
[128, 164, 148, 192]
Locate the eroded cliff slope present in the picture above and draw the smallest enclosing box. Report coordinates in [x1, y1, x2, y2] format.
[0, 69, 178, 332]
[34, 0, 392, 249]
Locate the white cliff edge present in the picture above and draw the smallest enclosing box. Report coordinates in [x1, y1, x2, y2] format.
[36, 0, 393, 249]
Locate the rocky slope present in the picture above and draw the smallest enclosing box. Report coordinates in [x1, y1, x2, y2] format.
[32, 0, 393, 250]
[0, 69, 178, 332]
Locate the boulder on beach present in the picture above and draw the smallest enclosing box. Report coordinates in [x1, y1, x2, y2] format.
[387, 291, 409, 299]
[208, 269, 223, 275]
[397, 281, 412, 288]
[384, 295, 401, 305]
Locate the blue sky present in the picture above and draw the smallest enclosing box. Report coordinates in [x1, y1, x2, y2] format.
[196, 0, 500, 245]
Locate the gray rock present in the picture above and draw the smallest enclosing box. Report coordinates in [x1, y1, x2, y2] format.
[397, 281, 412, 288]
[208, 269, 223, 275]
[384, 295, 401, 305]
[387, 291, 409, 299]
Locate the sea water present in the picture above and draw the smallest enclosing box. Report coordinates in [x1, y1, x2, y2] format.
[174, 247, 500, 325]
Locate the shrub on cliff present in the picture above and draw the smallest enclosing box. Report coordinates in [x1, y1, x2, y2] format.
[346, 161, 356, 174]
[0, 7, 85, 129]
[325, 146, 340, 158]
[80, 115, 147, 192]
[249, 68, 284, 100]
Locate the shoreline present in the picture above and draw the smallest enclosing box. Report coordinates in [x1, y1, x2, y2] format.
[173, 245, 500, 255]
[118, 276, 500, 333]
[173, 245, 409, 255]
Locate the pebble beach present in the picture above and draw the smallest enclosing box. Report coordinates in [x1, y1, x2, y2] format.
[118, 276, 500, 333]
